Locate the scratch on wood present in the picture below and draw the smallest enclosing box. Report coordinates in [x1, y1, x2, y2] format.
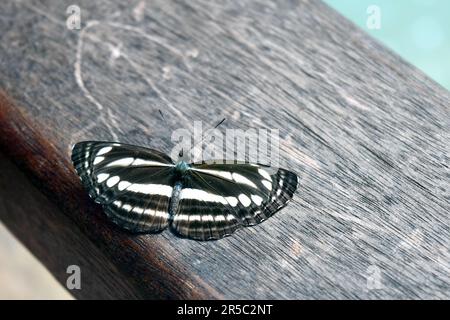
[120, 53, 186, 122]
[281, 139, 320, 170]
[132, 0, 146, 22]
[75, 21, 120, 140]
[75, 20, 197, 132]
[75, 21, 104, 112]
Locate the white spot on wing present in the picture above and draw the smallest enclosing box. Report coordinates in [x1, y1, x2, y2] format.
[118, 181, 132, 191]
[157, 211, 169, 219]
[143, 208, 153, 215]
[127, 183, 172, 197]
[191, 168, 233, 181]
[97, 146, 112, 156]
[93, 156, 105, 165]
[150, 210, 168, 219]
[132, 159, 171, 166]
[225, 196, 238, 207]
[106, 175, 120, 187]
[132, 207, 144, 214]
[251, 194, 264, 206]
[97, 173, 110, 183]
[106, 157, 134, 167]
[262, 180, 272, 191]
[226, 214, 236, 221]
[215, 215, 225, 222]
[258, 168, 272, 181]
[238, 194, 251, 207]
[202, 215, 214, 222]
[174, 214, 189, 222]
[180, 188, 227, 204]
[232, 173, 258, 189]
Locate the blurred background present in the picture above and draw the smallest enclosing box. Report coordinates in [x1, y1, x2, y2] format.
[0, 223, 72, 299]
[325, 0, 450, 90]
[0, 0, 448, 299]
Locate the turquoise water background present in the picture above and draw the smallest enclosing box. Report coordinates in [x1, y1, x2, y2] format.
[324, 0, 450, 90]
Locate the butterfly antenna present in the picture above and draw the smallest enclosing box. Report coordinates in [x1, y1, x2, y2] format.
[190, 118, 226, 152]
[214, 118, 226, 129]
[158, 109, 174, 147]
[158, 109, 167, 125]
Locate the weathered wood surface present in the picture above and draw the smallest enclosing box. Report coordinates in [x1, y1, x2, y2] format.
[0, 0, 449, 299]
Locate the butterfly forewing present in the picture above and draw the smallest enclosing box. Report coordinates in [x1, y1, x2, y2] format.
[71, 141, 175, 232]
[170, 162, 298, 240]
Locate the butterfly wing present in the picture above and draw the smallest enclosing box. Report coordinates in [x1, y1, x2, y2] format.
[170, 162, 298, 240]
[71, 141, 175, 232]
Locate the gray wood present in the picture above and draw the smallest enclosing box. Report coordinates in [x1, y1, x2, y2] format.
[0, 0, 449, 299]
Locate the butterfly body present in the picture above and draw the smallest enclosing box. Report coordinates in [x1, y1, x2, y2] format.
[168, 181, 183, 219]
[71, 141, 298, 240]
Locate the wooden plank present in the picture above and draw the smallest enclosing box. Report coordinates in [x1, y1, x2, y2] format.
[0, 0, 449, 299]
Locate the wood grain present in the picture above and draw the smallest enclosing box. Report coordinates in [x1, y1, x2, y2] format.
[0, 0, 449, 299]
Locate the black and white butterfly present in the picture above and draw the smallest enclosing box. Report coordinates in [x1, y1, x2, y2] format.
[71, 141, 298, 240]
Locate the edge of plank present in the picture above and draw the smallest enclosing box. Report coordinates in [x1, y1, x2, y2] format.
[0, 90, 222, 299]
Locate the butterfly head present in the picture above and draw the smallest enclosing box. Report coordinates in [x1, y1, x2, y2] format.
[174, 160, 190, 176]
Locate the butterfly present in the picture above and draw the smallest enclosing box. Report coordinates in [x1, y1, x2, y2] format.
[71, 141, 298, 240]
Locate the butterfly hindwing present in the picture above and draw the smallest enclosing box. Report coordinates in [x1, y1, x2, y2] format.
[71, 141, 175, 232]
[170, 162, 298, 240]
